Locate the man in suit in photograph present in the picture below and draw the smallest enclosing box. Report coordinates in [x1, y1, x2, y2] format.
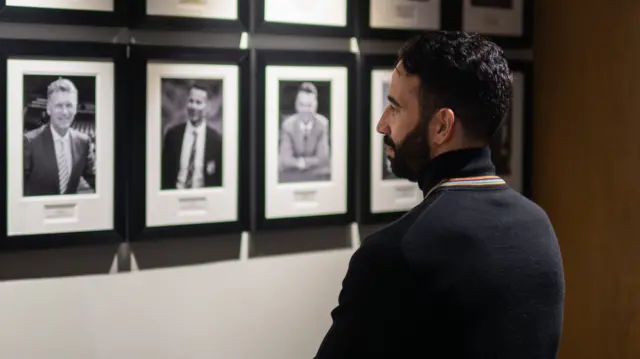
[278, 82, 331, 183]
[161, 82, 223, 190]
[23, 78, 96, 197]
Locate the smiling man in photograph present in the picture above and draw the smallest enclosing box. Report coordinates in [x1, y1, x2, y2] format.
[161, 81, 223, 190]
[314, 31, 564, 359]
[278, 82, 331, 183]
[23, 78, 96, 197]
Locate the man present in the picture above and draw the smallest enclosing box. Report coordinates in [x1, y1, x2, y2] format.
[315, 32, 565, 358]
[278, 82, 330, 183]
[23, 78, 96, 196]
[162, 82, 223, 190]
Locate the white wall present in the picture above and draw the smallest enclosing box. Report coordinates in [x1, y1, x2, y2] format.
[0, 247, 354, 359]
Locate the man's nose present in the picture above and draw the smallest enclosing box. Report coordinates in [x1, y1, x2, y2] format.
[376, 112, 389, 134]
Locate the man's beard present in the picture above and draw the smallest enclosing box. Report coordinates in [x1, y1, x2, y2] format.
[384, 122, 431, 182]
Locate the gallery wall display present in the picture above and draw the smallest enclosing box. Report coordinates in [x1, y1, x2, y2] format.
[0, 39, 128, 250]
[128, 45, 250, 240]
[256, 50, 356, 230]
[492, 59, 533, 197]
[0, 0, 127, 26]
[460, 0, 533, 48]
[254, 0, 354, 37]
[131, 0, 249, 32]
[359, 55, 423, 224]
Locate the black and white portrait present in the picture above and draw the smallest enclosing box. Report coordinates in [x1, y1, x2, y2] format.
[160, 78, 223, 190]
[22, 75, 97, 197]
[277, 80, 332, 183]
[490, 97, 513, 175]
[471, 0, 513, 8]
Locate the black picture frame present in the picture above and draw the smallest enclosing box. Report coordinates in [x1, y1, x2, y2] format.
[253, 0, 354, 37]
[455, 0, 534, 49]
[128, 45, 251, 241]
[357, 0, 460, 40]
[0, 0, 128, 27]
[505, 59, 533, 198]
[0, 39, 129, 251]
[255, 50, 357, 230]
[130, 0, 249, 32]
[358, 54, 414, 225]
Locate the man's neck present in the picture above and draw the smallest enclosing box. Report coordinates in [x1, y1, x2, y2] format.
[417, 146, 496, 197]
[51, 125, 69, 138]
[188, 119, 204, 129]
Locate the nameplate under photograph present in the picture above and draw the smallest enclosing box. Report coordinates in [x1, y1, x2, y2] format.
[462, 0, 523, 36]
[146, 0, 237, 20]
[6, 0, 113, 11]
[146, 62, 240, 227]
[369, 69, 421, 214]
[491, 69, 524, 193]
[264, 65, 348, 220]
[6, 58, 115, 236]
[369, 0, 440, 31]
[263, 0, 347, 27]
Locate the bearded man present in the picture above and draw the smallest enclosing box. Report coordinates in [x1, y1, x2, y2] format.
[314, 31, 565, 359]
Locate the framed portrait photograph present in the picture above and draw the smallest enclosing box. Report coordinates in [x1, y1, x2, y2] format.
[0, 40, 128, 250]
[131, 0, 249, 31]
[128, 45, 250, 240]
[0, 0, 127, 26]
[256, 50, 356, 230]
[359, 55, 423, 224]
[491, 60, 532, 197]
[254, 0, 354, 37]
[359, 0, 454, 40]
[461, 0, 533, 48]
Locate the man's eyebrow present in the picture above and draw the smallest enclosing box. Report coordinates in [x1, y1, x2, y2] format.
[387, 95, 401, 108]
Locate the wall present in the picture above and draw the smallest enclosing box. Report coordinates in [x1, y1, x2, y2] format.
[534, 1, 640, 359]
[0, 248, 354, 359]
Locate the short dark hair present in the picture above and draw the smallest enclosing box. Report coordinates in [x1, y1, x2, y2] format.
[298, 82, 318, 96]
[189, 81, 211, 98]
[397, 31, 512, 142]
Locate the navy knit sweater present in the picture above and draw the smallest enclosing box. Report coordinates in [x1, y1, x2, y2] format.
[315, 147, 565, 359]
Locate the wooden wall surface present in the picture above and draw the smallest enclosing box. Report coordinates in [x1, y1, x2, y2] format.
[533, 1, 640, 358]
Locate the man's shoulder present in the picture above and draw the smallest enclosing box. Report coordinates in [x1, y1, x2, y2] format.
[70, 128, 90, 143]
[205, 124, 222, 140]
[166, 122, 186, 135]
[281, 115, 298, 130]
[315, 114, 329, 127]
[402, 187, 555, 260]
[24, 125, 47, 142]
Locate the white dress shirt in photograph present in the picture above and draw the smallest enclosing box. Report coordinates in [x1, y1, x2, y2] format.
[51, 126, 73, 194]
[177, 120, 207, 189]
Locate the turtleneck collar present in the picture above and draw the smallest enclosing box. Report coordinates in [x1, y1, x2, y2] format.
[418, 146, 496, 197]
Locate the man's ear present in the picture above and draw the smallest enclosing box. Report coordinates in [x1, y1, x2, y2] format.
[432, 108, 456, 145]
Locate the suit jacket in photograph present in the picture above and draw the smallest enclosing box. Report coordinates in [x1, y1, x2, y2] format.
[161, 122, 223, 190]
[23, 124, 96, 196]
[278, 113, 331, 182]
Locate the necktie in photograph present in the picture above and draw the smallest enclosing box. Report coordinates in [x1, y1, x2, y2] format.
[57, 138, 70, 194]
[184, 130, 197, 188]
